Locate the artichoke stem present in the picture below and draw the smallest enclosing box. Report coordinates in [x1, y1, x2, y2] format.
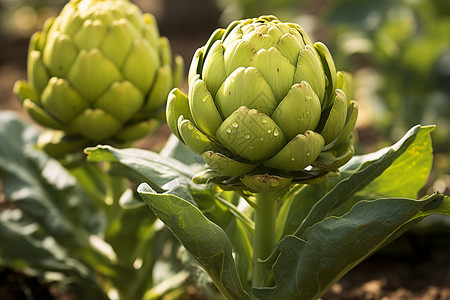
[252, 192, 278, 287]
[102, 162, 128, 222]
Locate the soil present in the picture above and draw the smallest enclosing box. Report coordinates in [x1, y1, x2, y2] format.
[1, 3, 449, 300]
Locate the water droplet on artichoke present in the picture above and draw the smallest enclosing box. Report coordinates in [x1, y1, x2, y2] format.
[273, 128, 280, 137]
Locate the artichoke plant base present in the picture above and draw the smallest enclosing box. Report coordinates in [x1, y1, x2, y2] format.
[167, 15, 358, 193]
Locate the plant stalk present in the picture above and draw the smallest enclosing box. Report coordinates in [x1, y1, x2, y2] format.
[252, 192, 278, 287]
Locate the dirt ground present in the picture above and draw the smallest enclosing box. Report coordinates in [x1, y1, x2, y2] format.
[1, 4, 449, 300]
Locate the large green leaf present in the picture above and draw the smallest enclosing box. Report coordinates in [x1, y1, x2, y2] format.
[199, 190, 254, 293]
[138, 183, 252, 300]
[331, 124, 434, 216]
[253, 193, 448, 300]
[0, 112, 113, 273]
[276, 183, 329, 241]
[0, 209, 108, 300]
[276, 125, 433, 242]
[159, 134, 205, 167]
[0, 113, 104, 241]
[86, 139, 255, 295]
[254, 125, 447, 299]
[356, 127, 433, 198]
[85, 145, 202, 196]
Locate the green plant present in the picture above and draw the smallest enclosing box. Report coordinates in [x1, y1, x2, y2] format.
[13, 0, 183, 165]
[1, 0, 187, 298]
[0, 112, 194, 299]
[86, 15, 450, 300]
[167, 15, 357, 193]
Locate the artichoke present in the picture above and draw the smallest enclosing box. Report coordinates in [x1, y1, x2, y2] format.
[14, 0, 183, 162]
[167, 16, 358, 192]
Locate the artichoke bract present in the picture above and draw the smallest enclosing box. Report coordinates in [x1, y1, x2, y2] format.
[167, 15, 358, 193]
[14, 0, 183, 162]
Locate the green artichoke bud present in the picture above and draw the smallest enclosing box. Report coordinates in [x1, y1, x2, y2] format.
[167, 16, 358, 193]
[14, 0, 183, 163]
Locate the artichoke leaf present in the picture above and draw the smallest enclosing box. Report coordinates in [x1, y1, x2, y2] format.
[43, 33, 78, 78]
[188, 75, 223, 138]
[224, 40, 256, 75]
[67, 49, 122, 102]
[190, 28, 225, 79]
[216, 107, 287, 162]
[99, 18, 140, 67]
[28, 29, 44, 53]
[249, 47, 295, 102]
[274, 23, 292, 35]
[267, 26, 284, 45]
[292, 26, 313, 47]
[143, 65, 172, 114]
[69, 109, 121, 141]
[41, 77, 89, 123]
[188, 47, 204, 84]
[244, 30, 277, 51]
[73, 19, 107, 50]
[314, 42, 337, 110]
[240, 170, 293, 193]
[125, 5, 145, 31]
[192, 168, 234, 186]
[203, 28, 226, 56]
[142, 14, 160, 49]
[115, 119, 161, 142]
[320, 89, 347, 144]
[178, 118, 216, 155]
[28, 50, 50, 94]
[172, 55, 185, 87]
[313, 144, 355, 173]
[166, 88, 191, 140]
[264, 130, 325, 171]
[271, 81, 322, 141]
[336, 71, 353, 105]
[23, 99, 64, 130]
[122, 39, 159, 94]
[13, 80, 38, 104]
[201, 40, 227, 97]
[215, 67, 277, 118]
[276, 33, 302, 65]
[221, 20, 243, 45]
[37, 130, 87, 158]
[202, 150, 256, 177]
[94, 81, 143, 122]
[158, 36, 172, 66]
[57, 9, 82, 36]
[294, 45, 326, 102]
[323, 101, 358, 151]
